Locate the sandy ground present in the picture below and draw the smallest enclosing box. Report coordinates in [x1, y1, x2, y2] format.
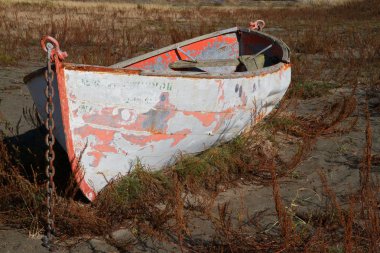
[0, 62, 43, 134]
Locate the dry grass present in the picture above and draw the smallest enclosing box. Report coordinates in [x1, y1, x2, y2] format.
[0, 0, 379, 251]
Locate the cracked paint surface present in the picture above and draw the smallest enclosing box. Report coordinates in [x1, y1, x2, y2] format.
[128, 34, 239, 72]
[28, 64, 291, 200]
[57, 63, 291, 196]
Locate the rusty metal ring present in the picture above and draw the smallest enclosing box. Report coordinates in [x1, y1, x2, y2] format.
[48, 180, 55, 190]
[45, 150, 56, 164]
[45, 175, 55, 189]
[45, 117, 55, 130]
[45, 114, 54, 127]
[45, 166, 51, 179]
[249, 20, 266, 31]
[45, 101, 55, 115]
[45, 134, 56, 146]
[44, 70, 54, 83]
[40, 36, 59, 53]
[49, 72, 54, 81]
[40, 35, 68, 61]
[45, 178, 55, 191]
[44, 85, 55, 99]
[256, 20, 265, 30]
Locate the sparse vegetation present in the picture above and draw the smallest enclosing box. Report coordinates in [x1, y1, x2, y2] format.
[0, 0, 379, 252]
[290, 81, 340, 99]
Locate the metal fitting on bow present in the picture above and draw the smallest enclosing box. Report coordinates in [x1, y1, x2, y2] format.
[249, 20, 265, 31]
[40, 36, 68, 62]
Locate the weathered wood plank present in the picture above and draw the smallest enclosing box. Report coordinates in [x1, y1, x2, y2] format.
[169, 59, 240, 69]
[110, 27, 239, 69]
[169, 54, 265, 71]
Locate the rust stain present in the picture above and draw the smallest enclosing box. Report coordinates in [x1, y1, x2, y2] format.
[81, 92, 177, 134]
[183, 111, 217, 127]
[88, 144, 122, 167]
[57, 60, 97, 200]
[74, 125, 119, 166]
[72, 108, 78, 117]
[127, 35, 238, 71]
[122, 128, 191, 148]
[216, 80, 225, 103]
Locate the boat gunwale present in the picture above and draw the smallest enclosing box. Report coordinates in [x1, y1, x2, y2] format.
[71, 60, 289, 78]
[109, 27, 240, 69]
[109, 27, 290, 68]
[23, 26, 290, 84]
[25, 61, 289, 85]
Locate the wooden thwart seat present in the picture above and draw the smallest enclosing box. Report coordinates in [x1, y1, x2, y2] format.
[169, 54, 265, 72]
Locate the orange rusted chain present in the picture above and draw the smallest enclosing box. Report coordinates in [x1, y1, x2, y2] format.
[41, 38, 58, 252]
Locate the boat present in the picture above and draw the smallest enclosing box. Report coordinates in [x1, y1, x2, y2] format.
[24, 21, 291, 201]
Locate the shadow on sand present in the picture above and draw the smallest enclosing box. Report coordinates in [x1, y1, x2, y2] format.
[4, 126, 87, 201]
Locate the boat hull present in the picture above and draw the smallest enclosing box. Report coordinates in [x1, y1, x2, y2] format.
[27, 63, 291, 200]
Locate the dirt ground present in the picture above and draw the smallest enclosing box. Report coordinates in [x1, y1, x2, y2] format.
[0, 0, 379, 252]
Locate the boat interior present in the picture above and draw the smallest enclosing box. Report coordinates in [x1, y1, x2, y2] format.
[111, 27, 290, 75]
[23, 27, 291, 84]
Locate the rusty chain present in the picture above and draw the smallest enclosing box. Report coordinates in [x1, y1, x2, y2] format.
[41, 42, 56, 251]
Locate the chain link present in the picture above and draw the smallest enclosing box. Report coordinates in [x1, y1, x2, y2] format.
[42, 42, 56, 251]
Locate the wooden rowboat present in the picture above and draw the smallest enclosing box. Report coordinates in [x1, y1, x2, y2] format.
[24, 22, 291, 201]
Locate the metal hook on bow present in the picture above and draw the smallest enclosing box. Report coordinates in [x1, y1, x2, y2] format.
[249, 20, 265, 31]
[40, 36, 68, 62]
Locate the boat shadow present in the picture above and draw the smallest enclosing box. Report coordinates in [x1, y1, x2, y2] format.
[3, 126, 88, 201]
